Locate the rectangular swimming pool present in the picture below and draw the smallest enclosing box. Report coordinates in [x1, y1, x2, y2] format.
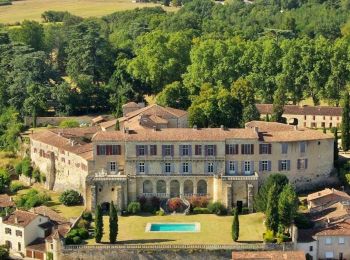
[145, 223, 200, 232]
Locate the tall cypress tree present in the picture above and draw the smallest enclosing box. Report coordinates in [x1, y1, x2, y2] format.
[272, 85, 286, 123]
[109, 201, 118, 244]
[341, 92, 350, 151]
[265, 184, 279, 234]
[334, 127, 339, 162]
[232, 208, 239, 242]
[95, 204, 103, 243]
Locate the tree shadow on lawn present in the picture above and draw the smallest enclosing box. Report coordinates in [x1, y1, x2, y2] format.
[98, 239, 176, 244]
[235, 240, 263, 244]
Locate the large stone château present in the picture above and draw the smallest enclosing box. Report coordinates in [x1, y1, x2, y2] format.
[29, 119, 334, 212]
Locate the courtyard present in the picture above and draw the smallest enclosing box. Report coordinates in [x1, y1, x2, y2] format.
[86, 213, 265, 245]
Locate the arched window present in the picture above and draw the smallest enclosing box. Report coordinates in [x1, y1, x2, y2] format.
[170, 180, 180, 197]
[143, 180, 153, 193]
[197, 180, 207, 195]
[184, 180, 194, 194]
[156, 180, 166, 194]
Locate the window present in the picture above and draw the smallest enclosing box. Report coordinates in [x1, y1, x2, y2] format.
[313, 115, 316, 120]
[226, 144, 239, 155]
[163, 145, 172, 156]
[150, 145, 157, 156]
[339, 237, 345, 244]
[181, 145, 190, 156]
[195, 145, 202, 155]
[325, 237, 332, 245]
[109, 162, 116, 172]
[18, 242, 21, 251]
[279, 160, 289, 171]
[241, 144, 254, 155]
[229, 161, 235, 173]
[329, 123, 333, 128]
[15, 230, 22, 237]
[304, 115, 307, 120]
[138, 162, 145, 173]
[330, 116, 333, 120]
[207, 162, 214, 173]
[260, 160, 269, 171]
[339, 253, 344, 260]
[300, 141, 307, 153]
[206, 145, 215, 156]
[5, 228, 11, 235]
[165, 162, 171, 173]
[137, 145, 146, 156]
[337, 116, 340, 121]
[297, 159, 308, 170]
[281, 143, 288, 154]
[309, 246, 313, 252]
[325, 252, 334, 259]
[182, 162, 189, 173]
[97, 145, 121, 155]
[323, 116, 326, 120]
[244, 161, 251, 173]
[259, 144, 271, 154]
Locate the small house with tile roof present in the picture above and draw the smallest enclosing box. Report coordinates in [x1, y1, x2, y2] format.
[0, 194, 15, 210]
[256, 104, 342, 129]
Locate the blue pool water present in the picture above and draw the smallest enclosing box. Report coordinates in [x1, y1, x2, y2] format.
[149, 223, 197, 232]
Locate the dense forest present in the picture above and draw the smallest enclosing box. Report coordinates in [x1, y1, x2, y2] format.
[0, 0, 350, 149]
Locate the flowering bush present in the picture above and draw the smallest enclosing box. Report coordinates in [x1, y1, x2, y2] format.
[168, 198, 183, 212]
[189, 196, 209, 208]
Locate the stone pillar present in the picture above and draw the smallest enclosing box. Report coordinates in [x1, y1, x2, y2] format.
[247, 183, 254, 213]
[91, 185, 96, 212]
[166, 181, 170, 197]
[226, 184, 232, 210]
[193, 180, 197, 195]
[123, 182, 128, 209]
[117, 186, 123, 210]
[180, 181, 184, 198]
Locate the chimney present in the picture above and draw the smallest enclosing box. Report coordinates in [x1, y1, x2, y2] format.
[193, 125, 197, 130]
[15, 216, 18, 224]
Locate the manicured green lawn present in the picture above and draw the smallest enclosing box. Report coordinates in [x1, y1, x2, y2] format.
[0, 0, 177, 24]
[13, 183, 84, 219]
[87, 213, 265, 245]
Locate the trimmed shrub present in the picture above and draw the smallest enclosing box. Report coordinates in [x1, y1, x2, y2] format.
[72, 236, 82, 244]
[59, 190, 82, 206]
[77, 228, 89, 239]
[263, 229, 276, 243]
[59, 119, 79, 128]
[241, 207, 250, 215]
[9, 182, 25, 193]
[127, 202, 141, 214]
[82, 212, 93, 222]
[15, 189, 51, 209]
[21, 158, 33, 178]
[156, 210, 165, 216]
[137, 195, 147, 211]
[193, 207, 210, 214]
[208, 202, 227, 215]
[0, 169, 11, 193]
[33, 169, 41, 183]
[77, 219, 90, 229]
[14, 161, 22, 175]
[0, 245, 9, 260]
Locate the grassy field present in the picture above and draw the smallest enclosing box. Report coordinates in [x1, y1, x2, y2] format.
[86, 213, 265, 245]
[0, 0, 176, 24]
[0, 151, 21, 169]
[13, 182, 84, 219]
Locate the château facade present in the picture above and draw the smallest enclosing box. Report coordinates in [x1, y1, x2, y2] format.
[30, 121, 334, 212]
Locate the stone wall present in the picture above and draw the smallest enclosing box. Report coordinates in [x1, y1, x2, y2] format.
[60, 249, 232, 260]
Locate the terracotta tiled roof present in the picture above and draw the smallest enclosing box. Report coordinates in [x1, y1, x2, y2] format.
[315, 219, 350, 236]
[245, 121, 296, 132]
[50, 126, 100, 138]
[30, 131, 93, 160]
[261, 129, 333, 142]
[91, 115, 106, 124]
[310, 201, 350, 224]
[307, 188, 350, 202]
[3, 210, 38, 227]
[256, 104, 342, 116]
[33, 206, 69, 225]
[100, 119, 118, 129]
[26, 238, 46, 252]
[124, 104, 187, 119]
[232, 251, 306, 260]
[92, 127, 259, 142]
[0, 194, 15, 208]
